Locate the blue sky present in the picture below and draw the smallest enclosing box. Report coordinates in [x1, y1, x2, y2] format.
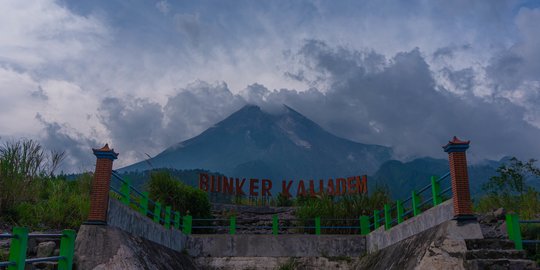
[1, 0, 540, 171]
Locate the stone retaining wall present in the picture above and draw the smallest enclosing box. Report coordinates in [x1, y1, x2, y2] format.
[367, 199, 455, 252]
[187, 234, 366, 257]
[106, 198, 187, 251]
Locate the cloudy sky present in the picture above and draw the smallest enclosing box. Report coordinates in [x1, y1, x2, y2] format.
[1, 0, 540, 172]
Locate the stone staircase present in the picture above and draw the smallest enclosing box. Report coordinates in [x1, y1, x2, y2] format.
[464, 239, 538, 269]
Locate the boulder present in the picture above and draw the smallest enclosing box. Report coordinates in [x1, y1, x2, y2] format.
[493, 208, 506, 220]
[36, 241, 56, 258]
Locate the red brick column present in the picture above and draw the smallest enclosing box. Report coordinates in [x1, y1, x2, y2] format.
[443, 136, 474, 220]
[85, 144, 118, 225]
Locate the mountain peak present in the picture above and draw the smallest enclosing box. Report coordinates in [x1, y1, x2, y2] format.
[122, 105, 393, 178]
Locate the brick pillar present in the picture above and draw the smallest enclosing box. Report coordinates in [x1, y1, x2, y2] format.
[443, 136, 475, 220]
[85, 144, 118, 225]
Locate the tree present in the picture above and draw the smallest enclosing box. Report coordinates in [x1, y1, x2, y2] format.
[478, 157, 540, 218]
[483, 157, 540, 198]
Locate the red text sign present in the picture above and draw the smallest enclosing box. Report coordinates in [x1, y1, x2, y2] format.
[198, 173, 368, 197]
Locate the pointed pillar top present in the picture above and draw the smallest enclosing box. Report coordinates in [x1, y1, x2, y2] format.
[443, 136, 470, 153]
[92, 143, 119, 160]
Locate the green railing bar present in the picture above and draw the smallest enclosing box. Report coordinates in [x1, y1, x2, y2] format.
[360, 215, 370, 235]
[230, 216, 236, 235]
[164, 206, 171, 229]
[8, 227, 28, 270]
[183, 215, 192, 235]
[174, 211, 181, 230]
[373, 210, 380, 229]
[58, 229, 75, 270]
[396, 200, 404, 224]
[506, 213, 523, 250]
[120, 178, 130, 206]
[272, 214, 278, 235]
[315, 217, 321, 235]
[153, 202, 161, 224]
[140, 192, 149, 217]
[384, 204, 391, 230]
[431, 176, 442, 206]
[412, 190, 421, 216]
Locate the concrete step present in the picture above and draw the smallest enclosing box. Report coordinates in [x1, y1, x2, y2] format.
[465, 239, 515, 250]
[465, 249, 527, 260]
[465, 258, 538, 270]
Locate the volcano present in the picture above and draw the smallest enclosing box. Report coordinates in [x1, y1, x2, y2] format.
[121, 105, 393, 182]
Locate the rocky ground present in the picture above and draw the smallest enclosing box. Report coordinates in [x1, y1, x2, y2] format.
[477, 207, 508, 239]
[0, 228, 64, 270]
[210, 203, 298, 234]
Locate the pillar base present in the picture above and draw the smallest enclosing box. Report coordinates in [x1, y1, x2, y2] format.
[453, 215, 477, 222]
[83, 220, 108, 226]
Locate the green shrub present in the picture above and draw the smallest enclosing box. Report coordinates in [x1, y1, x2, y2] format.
[0, 139, 90, 230]
[147, 170, 211, 218]
[275, 192, 293, 207]
[294, 187, 390, 234]
[14, 174, 91, 230]
[0, 139, 64, 216]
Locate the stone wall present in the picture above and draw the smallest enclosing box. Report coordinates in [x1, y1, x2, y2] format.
[187, 234, 366, 257]
[74, 224, 197, 270]
[106, 198, 187, 251]
[366, 199, 455, 252]
[355, 219, 483, 270]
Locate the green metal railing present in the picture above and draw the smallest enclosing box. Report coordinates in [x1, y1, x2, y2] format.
[363, 172, 451, 234]
[187, 216, 365, 235]
[110, 171, 191, 233]
[0, 228, 75, 270]
[109, 171, 451, 236]
[506, 213, 540, 250]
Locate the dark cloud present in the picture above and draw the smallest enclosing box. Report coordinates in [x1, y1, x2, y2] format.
[245, 41, 540, 161]
[97, 96, 165, 163]
[440, 67, 476, 94]
[96, 81, 245, 163]
[93, 39, 540, 167]
[487, 7, 540, 92]
[162, 81, 245, 145]
[36, 114, 98, 172]
[433, 44, 471, 59]
[31, 86, 48, 100]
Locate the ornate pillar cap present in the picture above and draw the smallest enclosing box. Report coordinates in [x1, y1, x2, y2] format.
[92, 144, 119, 160]
[443, 136, 470, 153]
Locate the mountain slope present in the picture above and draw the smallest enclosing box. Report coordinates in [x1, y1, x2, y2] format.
[121, 105, 392, 182]
[370, 157, 512, 200]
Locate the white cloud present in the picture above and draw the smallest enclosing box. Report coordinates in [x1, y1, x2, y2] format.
[0, 68, 42, 136]
[155, 0, 170, 14]
[0, 0, 108, 68]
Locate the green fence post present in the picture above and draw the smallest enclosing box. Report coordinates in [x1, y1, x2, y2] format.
[315, 217, 321, 235]
[360, 215, 370, 235]
[174, 211, 181, 230]
[230, 216, 236, 235]
[506, 214, 523, 250]
[412, 190, 421, 216]
[165, 206, 171, 229]
[58, 229, 75, 270]
[272, 214, 279, 235]
[153, 202, 161, 224]
[183, 215, 192, 235]
[397, 200, 404, 224]
[431, 176, 442, 206]
[7, 227, 28, 270]
[120, 178, 130, 206]
[373, 210, 380, 229]
[140, 192, 149, 217]
[384, 204, 391, 230]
